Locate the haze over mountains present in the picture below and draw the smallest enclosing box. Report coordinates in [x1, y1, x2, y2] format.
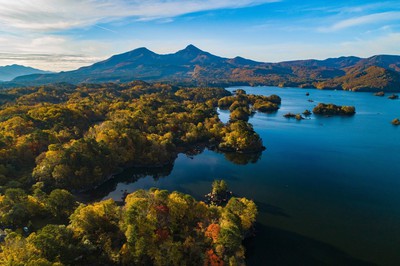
[0, 65, 51, 81]
[6, 45, 400, 92]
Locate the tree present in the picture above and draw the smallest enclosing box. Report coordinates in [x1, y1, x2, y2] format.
[0, 232, 41, 265]
[33, 138, 116, 190]
[46, 189, 76, 219]
[28, 225, 78, 264]
[0, 188, 30, 227]
[229, 107, 250, 122]
[225, 197, 257, 231]
[212, 180, 228, 196]
[69, 199, 124, 264]
[219, 121, 264, 152]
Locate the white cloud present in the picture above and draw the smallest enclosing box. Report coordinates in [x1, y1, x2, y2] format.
[0, 53, 102, 72]
[0, 0, 281, 70]
[333, 2, 397, 14]
[0, 34, 107, 71]
[338, 33, 400, 56]
[0, 0, 398, 72]
[0, 0, 279, 31]
[320, 11, 400, 32]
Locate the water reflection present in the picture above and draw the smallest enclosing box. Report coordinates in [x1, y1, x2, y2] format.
[87, 164, 174, 202]
[88, 148, 262, 201]
[220, 150, 262, 165]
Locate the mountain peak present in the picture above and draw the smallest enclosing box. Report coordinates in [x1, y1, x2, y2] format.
[133, 47, 152, 52]
[93, 47, 157, 67]
[169, 44, 225, 65]
[184, 44, 201, 52]
[228, 56, 259, 66]
[0, 64, 51, 81]
[126, 47, 156, 56]
[176, 44, 204, 55]
[2, 64, 31, 69]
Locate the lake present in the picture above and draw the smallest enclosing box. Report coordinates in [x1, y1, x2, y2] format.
[92, 86, 400, 265]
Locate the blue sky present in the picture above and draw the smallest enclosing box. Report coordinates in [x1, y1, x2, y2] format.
[0, 0, 399, 71]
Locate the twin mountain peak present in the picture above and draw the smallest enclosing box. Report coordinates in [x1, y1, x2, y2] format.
[5, 45, 400, 92]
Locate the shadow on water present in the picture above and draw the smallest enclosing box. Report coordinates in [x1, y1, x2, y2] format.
[254, 201, 291, 218]
[85, 148, 262, 202]
[84, 164, 174, 202]
[244, 223, 376, 266]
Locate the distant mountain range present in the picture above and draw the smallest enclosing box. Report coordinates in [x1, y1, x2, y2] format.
[6, 45, 400, 91]
[0, 65, 52, 81]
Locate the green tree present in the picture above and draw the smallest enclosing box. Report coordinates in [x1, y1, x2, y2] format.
[28, 225, 78, 264]
[212, 180, 228, 196]
[69, 199, 124, 264]
[46, 189, 77, 219]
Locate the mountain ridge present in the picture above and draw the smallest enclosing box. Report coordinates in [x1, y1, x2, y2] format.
[7, 45, 400, 92]
[0, 64, 52, 81]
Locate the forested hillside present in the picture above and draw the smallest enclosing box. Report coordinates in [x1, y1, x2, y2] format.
[0, 82, 269, 265]
[0, 82, 272, 191]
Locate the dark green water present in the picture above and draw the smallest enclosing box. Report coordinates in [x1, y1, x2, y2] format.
[94, 86, 400, 265]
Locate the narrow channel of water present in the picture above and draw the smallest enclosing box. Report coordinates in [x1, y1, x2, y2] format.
[93, 86, 400, 265]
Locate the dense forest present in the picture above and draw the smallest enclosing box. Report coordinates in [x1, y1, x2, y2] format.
[0, 186, 257, 265]
[0, 82, 275, 265]
[0, 82, 277, 191]
[312, 103, 356, 116]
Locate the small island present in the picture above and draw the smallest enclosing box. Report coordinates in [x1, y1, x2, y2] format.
[283, 112, 296, 118]
[392, 118, 400, 126]
[295, 114, 304, 120]
[205, 180, 233, 206]
[283, 112, 304, 120]
[218, 89, 281, 114]
[313, 103, 356, 116]
[388, 94, 399, 100]
[374, 91, 385, 96]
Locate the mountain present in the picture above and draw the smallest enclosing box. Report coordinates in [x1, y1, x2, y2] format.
[314, 66, 400, 91]
[9, 45, 400, 92]
[0, 65, 52, 81]
[12, 45, 228, 84]
[356, 55, 400, 72]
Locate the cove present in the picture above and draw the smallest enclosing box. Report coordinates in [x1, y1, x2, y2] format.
[90, 86, 400, 265]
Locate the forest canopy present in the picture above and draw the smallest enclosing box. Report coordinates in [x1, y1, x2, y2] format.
[0, 82, 266, 265]
[0, 82, 269, 191]
[0, 188, 257, 265]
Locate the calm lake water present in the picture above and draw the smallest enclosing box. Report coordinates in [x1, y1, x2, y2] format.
[93, 86, 400, 265]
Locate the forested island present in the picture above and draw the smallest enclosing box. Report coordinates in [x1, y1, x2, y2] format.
[0, 82, 269, 265]
[312, 103, 356, 116]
